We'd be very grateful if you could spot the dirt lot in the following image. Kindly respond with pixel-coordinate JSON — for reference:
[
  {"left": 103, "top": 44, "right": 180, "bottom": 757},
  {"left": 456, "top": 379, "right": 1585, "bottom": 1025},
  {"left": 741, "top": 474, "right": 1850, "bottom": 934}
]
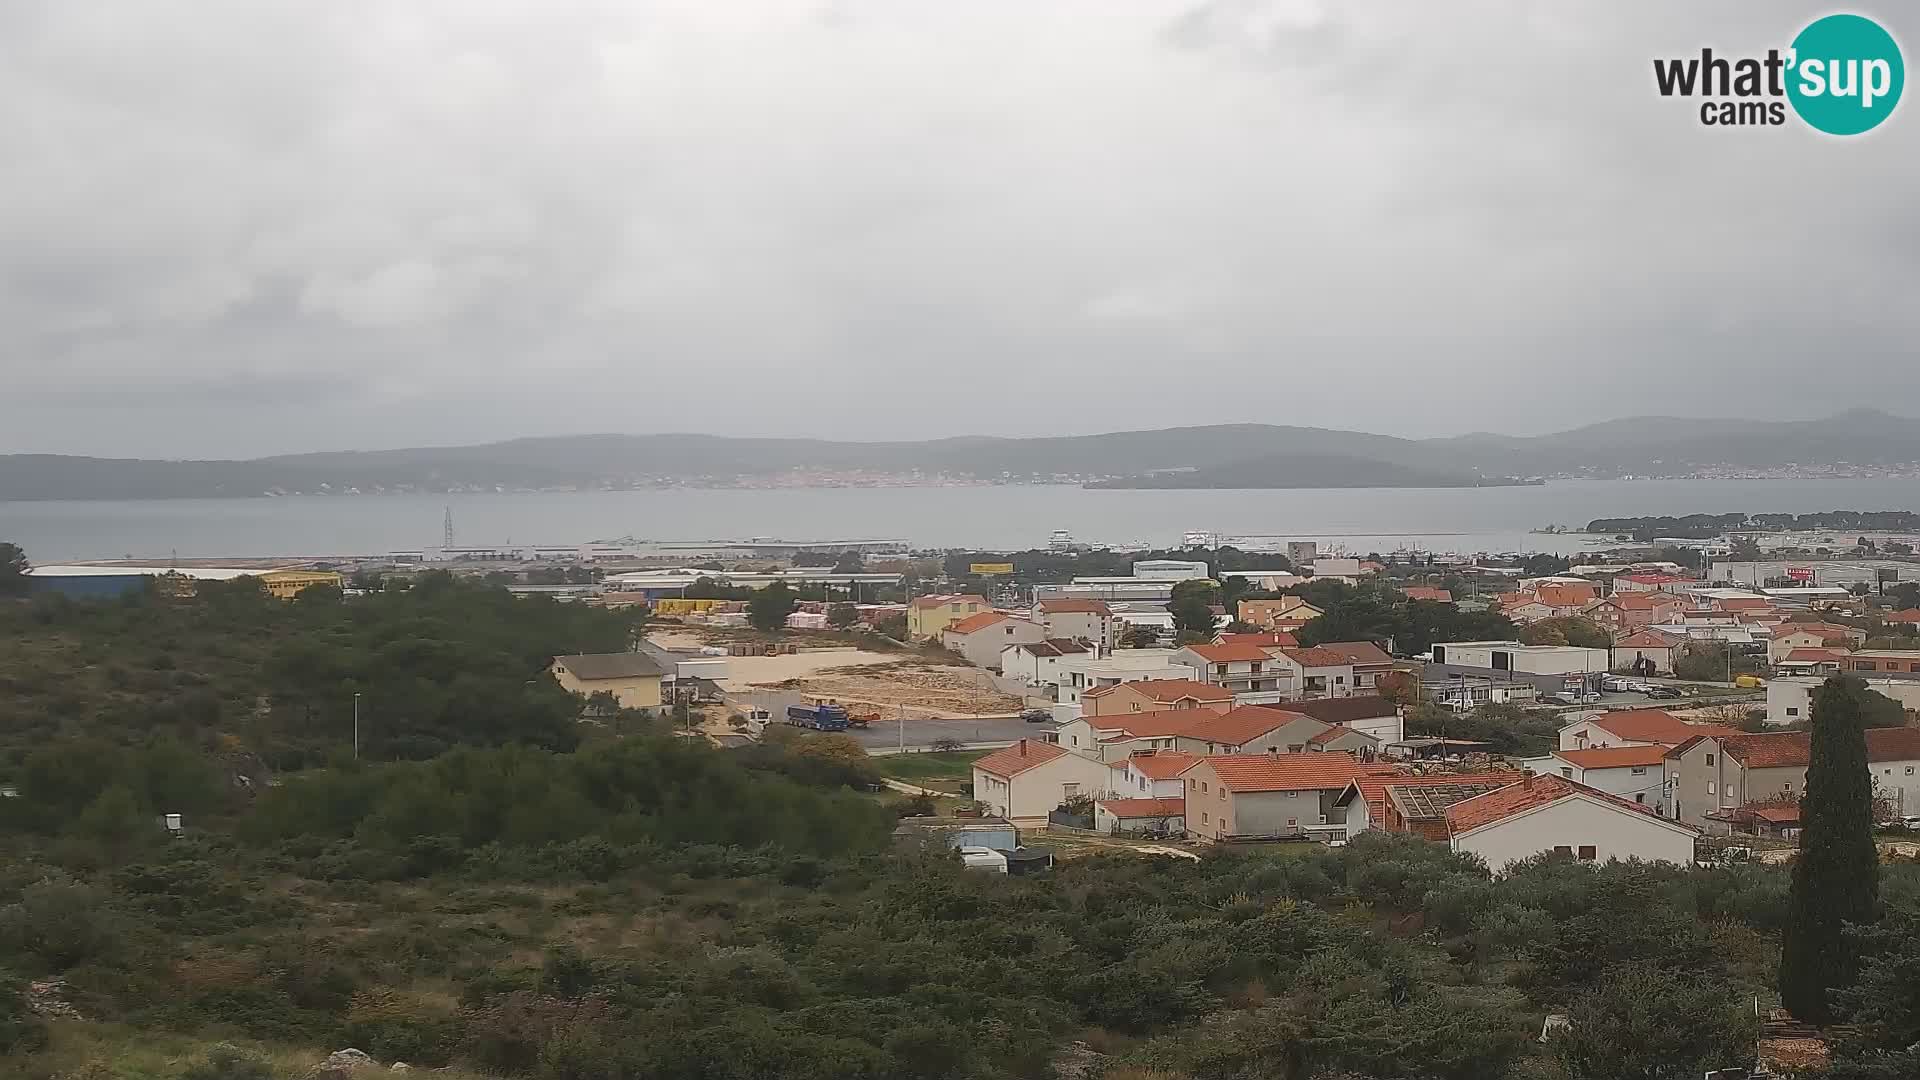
[
  {"left": 757, "top": 660, "right": 1022, "bottom": 717},
  {"left": 646, "top": 628, "right": 1015, "bottom": 717}
]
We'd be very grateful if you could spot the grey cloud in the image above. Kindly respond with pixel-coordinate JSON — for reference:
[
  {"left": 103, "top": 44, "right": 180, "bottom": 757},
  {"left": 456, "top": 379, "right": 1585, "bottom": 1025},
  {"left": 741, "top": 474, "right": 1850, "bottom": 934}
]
[{"left": 0, "top": 0, "right": 1915, "bottom": 457}]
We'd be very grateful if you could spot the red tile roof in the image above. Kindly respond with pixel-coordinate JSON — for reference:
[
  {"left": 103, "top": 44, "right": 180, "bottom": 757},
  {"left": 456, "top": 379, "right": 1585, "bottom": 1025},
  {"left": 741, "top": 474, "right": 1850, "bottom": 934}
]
[
  {"left": 1091, "top": 707, "right": 1228, "bottom": 739},
  {"left": 1282, "top": 646, "right": 1356, "bottom": 667},
  {"left": 944, "top": 611, "right": 1011, "bottom": 635},
  {"left": 1445, "top": 773, "right": 1687, "bottom": 835},
  {"left": 1180, "top": 706, "right": 1313, "bottom": 748},
  {"left": 1534, "top": 583, "right": 1599, "bottom": 607},
  {"left": 1184, "top": 642, "right": 1277, "bottom": 663},
  {"left": 1782, "top": 648, "right": 1847, "bottom": 664},
  {"left": 972, "top": 739, "right": 1069, "bottom": 778},
  {"left": 1120, "top": 750, "right": 1201, "bottom": 779},
  {"left": 1307, "top": 725, "right": 1361, "bottom": 746},
  {"left": 1083, "top": 678, "right": 1231, "bottom": 704},
  {"left": 1554, "top": 745, "right": 1669, "bottom": 769},
  {"left": 1777, "top": 624, "right": 1858, "bottom": 642},
  {"left": 1343, "top": 769, "right": 1523, "bottom": 828},
  {"left": 1400, "top": 586, "right": 1454, "bottom": 603},
  {"left": 1191, "top": 752, "right": 1362, "bottom": 793},
  {"left": 1715, "top": 597, "right": 1774, "bottom": 611},
  {"left": 1884, "top": 608, "right": 1920, "bottom": 624},
  {"left": 1095, "top": 797, "right": 1186, "bottom": 819},
  {"left": 1587, "top": 709, "right": 1738, "bottom": 746},
  {"left": 1716, "top": 728, "right": 1920, "bottom": 769},
  {"left": 1036, "top": 599, "right": 1113, "bottom": 615},
  {"left": 1308, "top": 641, "right": 1395, "bottom": 666},
  {"left": 1615, "top": 630, "right": 1674, "bottom": 648},
  {"left": 1604, "top": 592, "right": 1682, "bottom": 611}
]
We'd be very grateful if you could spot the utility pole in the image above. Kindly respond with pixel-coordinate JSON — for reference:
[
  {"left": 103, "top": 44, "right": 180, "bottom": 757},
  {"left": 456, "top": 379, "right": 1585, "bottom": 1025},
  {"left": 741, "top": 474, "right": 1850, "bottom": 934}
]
[{"left": 352, "top": 692, "right": 361, "bottom": 760}]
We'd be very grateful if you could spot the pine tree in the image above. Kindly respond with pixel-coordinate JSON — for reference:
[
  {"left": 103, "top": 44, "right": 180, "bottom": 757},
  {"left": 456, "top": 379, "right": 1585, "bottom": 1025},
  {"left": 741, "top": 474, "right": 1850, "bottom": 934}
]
[{"left": 1779, "top": 675, "right": 1881, "bottom": 1024}]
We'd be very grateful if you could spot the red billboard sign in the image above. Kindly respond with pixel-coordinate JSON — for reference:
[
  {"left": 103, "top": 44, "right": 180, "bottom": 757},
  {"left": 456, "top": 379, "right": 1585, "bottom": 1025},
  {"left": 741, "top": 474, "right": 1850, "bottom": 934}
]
[{"left": 1786, "top": 567, "right": 1814, "bottom": 581}]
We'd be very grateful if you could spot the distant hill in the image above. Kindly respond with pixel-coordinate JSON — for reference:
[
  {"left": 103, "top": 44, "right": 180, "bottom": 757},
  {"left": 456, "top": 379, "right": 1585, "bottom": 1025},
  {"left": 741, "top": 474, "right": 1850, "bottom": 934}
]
[
  {"left": 2, "top": 410, "right": 1916, "bottom": 500},
  {"left": 1084, "top": 453, "right": 1530, "bottom": 489}
]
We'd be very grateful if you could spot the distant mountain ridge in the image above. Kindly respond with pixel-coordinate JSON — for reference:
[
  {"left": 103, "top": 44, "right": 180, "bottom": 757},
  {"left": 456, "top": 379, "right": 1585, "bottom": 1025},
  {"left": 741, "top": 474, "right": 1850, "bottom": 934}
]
[{"left": 2, "top": 410, "right": 1916, "bottom": 500}]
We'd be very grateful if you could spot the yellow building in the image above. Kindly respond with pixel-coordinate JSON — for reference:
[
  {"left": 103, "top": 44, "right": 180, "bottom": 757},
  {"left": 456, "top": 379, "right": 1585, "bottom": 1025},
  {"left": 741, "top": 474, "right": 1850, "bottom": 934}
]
[
  {"left": 550, "top": 653, "right": 666, "bottom": 712},
  {"left": 652, "top": 597, "right": 729, "bottom": 617},
  {"left": 906, "top": 593, "right": 991, "bottom": 640},
  {"left": 259, "top": 569, "right": 345, "bottom": 600}
]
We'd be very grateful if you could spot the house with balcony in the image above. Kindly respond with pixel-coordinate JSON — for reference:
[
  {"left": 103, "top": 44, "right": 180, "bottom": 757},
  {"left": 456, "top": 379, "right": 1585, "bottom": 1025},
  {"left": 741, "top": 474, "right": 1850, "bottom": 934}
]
[{"left": 1174, "top": 642, "right": 1295, "bottom": 701}]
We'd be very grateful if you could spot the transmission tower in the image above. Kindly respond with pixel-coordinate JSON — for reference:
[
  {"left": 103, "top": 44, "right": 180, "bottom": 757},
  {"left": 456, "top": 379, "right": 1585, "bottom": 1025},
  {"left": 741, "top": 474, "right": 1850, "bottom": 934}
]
[{"left": 443, "top": 506, "right": 455, "bottom": 549}]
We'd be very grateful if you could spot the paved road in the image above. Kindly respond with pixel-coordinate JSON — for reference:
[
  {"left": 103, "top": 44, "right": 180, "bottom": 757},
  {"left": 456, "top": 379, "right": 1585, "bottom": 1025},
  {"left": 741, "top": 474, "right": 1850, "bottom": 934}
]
[{"left": 849, "top": 715, "right": 1049, "bottom": 751}]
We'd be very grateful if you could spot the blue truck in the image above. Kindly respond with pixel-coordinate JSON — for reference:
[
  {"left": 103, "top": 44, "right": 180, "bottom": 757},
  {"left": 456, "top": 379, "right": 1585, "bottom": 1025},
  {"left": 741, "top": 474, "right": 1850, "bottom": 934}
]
[{"left": 786, "top": 702, "right": 851, "bottom": 731}]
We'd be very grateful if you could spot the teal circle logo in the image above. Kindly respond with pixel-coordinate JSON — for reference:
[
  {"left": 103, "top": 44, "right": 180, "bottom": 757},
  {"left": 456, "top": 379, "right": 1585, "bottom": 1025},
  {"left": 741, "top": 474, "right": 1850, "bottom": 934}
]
[{"left": 1787, "top": 14, "right": 1904, "bottom": 135}]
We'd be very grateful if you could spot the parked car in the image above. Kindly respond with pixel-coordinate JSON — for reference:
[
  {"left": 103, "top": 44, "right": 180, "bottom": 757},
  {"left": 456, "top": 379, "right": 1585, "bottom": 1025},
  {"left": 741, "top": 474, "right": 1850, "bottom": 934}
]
[
  {"left": 1021, "top": 708, "right": 1052, "bottom": 723},
  {"left": 1643, "top": 685, "right": 1683, "bottom": 699},
  {"left": 1601, "top": 676, "right": 1633, "bottom": 693}
]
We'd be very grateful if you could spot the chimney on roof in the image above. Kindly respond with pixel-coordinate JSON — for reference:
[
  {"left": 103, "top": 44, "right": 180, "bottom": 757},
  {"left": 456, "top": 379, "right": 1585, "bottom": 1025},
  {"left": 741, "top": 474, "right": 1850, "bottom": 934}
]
[{"left": 1019, "top": 741, "right": 1028, "bottom": 757}]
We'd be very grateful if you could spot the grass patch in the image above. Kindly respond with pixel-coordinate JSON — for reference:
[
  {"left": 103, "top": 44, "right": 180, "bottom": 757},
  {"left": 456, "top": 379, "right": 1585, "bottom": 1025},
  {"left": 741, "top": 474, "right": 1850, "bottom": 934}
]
[{"left": 876, "top": 750, "right": 987, "bottom": 783}]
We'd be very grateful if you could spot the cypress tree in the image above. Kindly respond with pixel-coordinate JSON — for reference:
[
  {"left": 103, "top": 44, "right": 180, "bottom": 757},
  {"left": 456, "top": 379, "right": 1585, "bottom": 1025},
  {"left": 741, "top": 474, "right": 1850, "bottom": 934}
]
[{"left": 1778, "top": 675, "right": 1881, "bottom": 1024}]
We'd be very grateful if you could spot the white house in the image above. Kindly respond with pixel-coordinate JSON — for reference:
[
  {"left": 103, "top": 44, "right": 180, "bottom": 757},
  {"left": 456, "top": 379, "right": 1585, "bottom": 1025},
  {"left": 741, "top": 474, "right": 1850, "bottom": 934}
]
[
  {"left": 1444, "top": 773, "right": 1699, "bottom": 873},
  {"left": 1556, "top": 709, "right": 1737, "bottom": 752},
  {"left": 1000, "top": 639, "right": 1091, "bottom": 687},
  {"left": 1107, "top": 749, "right": 1201, "bottom": 798},
  {"left": 1052, "top": 649, "right": 1200, "bottom": 704},
  {"left": 1093, "top": 797, "right": 1186, "bottom": 835},
  {"left": 1271, "top": 646, "right": 1361, "bottom": 699},
  {"left": 942, "top": 613, "right": 1047, "bottom": 670},
  {"left": 1032, "top": 599, "right": 1116, "bottom": 654},
  {"left": 970, "top": 740, "right": 1117, "bottom": 824},
  {"left": 1522, "top": 745, "right": 1668, "bottom": 810},
  {"left": 1174, "top": 642, "right": 1294, "bottom": 699},
  {"left": 1767, "top": 674, "right": 1920, "bottom": 727},
  {"left": 1610, "top": 631, "right": 1677, "bottom": 676}
]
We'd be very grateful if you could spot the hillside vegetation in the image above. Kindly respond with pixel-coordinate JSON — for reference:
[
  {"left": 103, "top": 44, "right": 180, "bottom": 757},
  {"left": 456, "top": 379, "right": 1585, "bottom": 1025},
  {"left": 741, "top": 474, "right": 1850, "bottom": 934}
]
[{"left": 5, "top": 572, "right": 1920, "bottom": 1080}]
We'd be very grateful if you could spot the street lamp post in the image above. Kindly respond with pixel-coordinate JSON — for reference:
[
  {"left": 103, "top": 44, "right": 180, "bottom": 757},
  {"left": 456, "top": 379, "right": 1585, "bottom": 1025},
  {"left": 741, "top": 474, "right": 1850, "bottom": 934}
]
[{"left": 352, "top": 692, "right": 361, "bottom": 760}]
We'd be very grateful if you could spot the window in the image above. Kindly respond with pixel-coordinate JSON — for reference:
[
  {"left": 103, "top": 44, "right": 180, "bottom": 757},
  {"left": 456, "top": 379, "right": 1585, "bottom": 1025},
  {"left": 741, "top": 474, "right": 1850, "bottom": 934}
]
[
  {"left": 1218, "top": 789, "right": 1226, "bottom": 801},
  {"left": 1286, "top": 818, "right": 1297, "bottom": 827},
  {"left": 1552, "top": 845, "right": 1573, "bottom": 856},
  {"left": 1559, "top": 767, "right": 1573, "bottom": 778},
  {"left": 1784, "top": 782, "right": 1793, "bottom": 791},
  {"left": 1201, "top": 781, "right": 1209, "bottom": 793},
  {"left": 1635, "top": 793, "right": 1646, "bottom": 804},
  {"left": 1188, "top": 778, "right": 1196, "bottom": 791},
  {"left": 1201, "top": 811, "right": 1209, "bottom": 825},
  {"left": 1630, "top": 767, "right": 1647, "bottom": 775},
  {"left": 1787, "top": 707, "right": 1800, "bottom": 716},
  {"left": 1705, "top": 754, "right": 1715, "bottom": 766},
  {"left": 1707, "top": 781, "right": 1716, "bottom": 795},
  {"left": 1908, "top": 767, "right": 1916, "bottom": 775},
  {"left": 1286, "top": 791, "right": 1298, "bottom": 799},
  {"left": 1063, "top": 783, "right": 1081, "bottom": 798},
  {"left": 1578, "top": 845, "right": 1597, "bottom": 862}
]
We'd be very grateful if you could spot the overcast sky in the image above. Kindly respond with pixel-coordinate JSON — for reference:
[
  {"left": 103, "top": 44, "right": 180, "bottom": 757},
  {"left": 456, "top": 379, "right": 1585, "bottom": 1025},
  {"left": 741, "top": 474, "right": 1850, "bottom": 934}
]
[{"left": 2, "top": 1, "right": 1916, "bottom": 458}]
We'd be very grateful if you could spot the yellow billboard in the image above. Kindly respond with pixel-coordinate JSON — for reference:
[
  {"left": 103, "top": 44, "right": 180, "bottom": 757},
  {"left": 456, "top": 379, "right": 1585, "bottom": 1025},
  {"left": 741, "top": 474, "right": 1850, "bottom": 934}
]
[{"left": 969, "top": 562, "right": 1015, "bottom": 576}]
